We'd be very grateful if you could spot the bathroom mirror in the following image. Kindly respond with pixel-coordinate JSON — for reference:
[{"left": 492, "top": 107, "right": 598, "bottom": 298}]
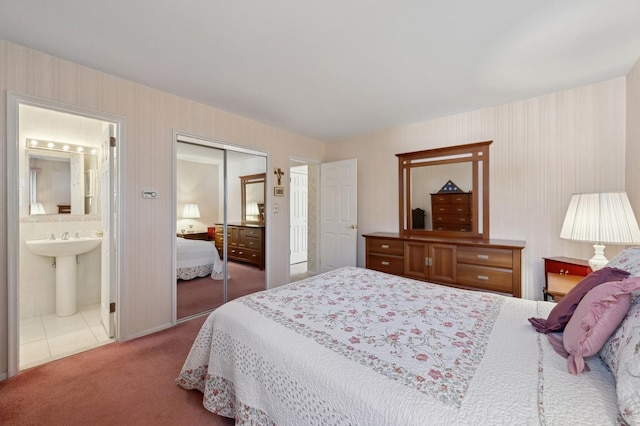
[
  {"left": 28, "top": 140, "right": 99, "bottom": 215},
  {"left": 240, "top": 173, "right": 266, "bottom": 223},
  {"left": 397, "top": 141, "right": 491, "bottom": 240}
]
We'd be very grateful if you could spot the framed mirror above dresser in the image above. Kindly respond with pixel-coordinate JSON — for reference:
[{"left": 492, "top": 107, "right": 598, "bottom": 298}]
[
  {"left": 364, "top": 141, "right": 525, "bottom": 297},
  {"left": 398, "top": 141, "right": 490, "bottom": 239}
]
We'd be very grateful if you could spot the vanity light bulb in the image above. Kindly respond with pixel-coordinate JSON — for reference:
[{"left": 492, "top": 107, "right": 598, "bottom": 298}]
[
  {"left": 30, "top": 139, "right": 39, "bottom": 146},
  {"left": 62, "top": 145, "right": 70, "bottom": 151},
  {"left": 76, "top": 146, "right": 84, "bottom": 153},
  {"left": 90, "top": 148, "right": 97, "bottom": 155},
  {"left": 47, "top": 142, "right": 55, "bottom": 148}
]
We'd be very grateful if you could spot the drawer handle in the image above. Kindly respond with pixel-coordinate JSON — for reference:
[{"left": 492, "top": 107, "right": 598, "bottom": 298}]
[
  {"left": 381, "top": 261, "right": 390, "bottom": 266},
  {"left": 238, "top": 251, "right": 243, "bottom": 255},
  {"left": 477, "top": 275, "right": 489, "bottom": 280},
  {"left": 381, "top": 244, "right": 390, "bottom": 249},
  {"left": 477, "top": 254, "right": 489, "bottom": 260}
]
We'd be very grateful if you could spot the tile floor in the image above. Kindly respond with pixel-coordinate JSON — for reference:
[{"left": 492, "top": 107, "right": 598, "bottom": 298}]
[{"left": 19, "top": 304, "right": 115, "bottom": 370}]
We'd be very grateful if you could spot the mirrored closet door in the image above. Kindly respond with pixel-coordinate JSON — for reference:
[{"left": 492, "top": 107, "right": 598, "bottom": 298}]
[{"left": 175, "top": 137, "right": 267, "bottom": 320}]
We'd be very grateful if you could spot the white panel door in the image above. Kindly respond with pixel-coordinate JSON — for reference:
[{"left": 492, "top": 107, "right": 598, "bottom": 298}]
[
  {"left": 290, "top": 165, "right": 308, "bottom": 265},
  {"left": 320, "top": 159, "right": 357, "bottom": 272},
  {"left": 100, "top": 124, "right": 116, "bottom": 337}
]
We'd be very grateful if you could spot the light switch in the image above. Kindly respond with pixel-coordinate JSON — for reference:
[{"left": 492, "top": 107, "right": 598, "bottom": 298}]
[{"left": 273, "top": 204, "right": 279, "bottom": 213}]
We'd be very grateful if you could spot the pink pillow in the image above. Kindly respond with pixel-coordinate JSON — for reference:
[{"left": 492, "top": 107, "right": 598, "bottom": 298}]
[
  {"left": 548, "top": 278, "right": 640, "bottom": 374},
  {"left": 528, "top": 267, "right": 629, "bottom": 334}
]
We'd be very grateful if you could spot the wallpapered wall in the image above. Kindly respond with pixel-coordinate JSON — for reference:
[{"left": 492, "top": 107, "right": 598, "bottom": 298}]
[
  {"left": 0, "top": 40, "right": 326, "bottom": 376},
  {"left": 325, "top": 77, "right": 629, "bottom": 300},
  {"left": 177, "top": 159, "right": 220, "bottom": 232}
]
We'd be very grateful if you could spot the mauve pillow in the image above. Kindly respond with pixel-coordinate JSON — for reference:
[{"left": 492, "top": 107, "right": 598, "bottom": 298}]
[
  {"left": 555, "top": 278, "right": 640, "bottom": 374},
  {"left": 528, "top": 267, "right": 630, "bottom": 333}
]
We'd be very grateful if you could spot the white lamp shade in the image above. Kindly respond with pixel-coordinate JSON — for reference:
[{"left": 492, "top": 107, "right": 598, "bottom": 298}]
[
  {"left": 182, "top": 203, "right": 200, "bottom": 219},
  {"left": 30, "top": 202, "right": 45, "bottom": 215},
  {"left": 246, "top": 202, "right": 259, "bottom": 216},
  {"left": 560, "top": 192, "right": 640, "bottom": 244}
]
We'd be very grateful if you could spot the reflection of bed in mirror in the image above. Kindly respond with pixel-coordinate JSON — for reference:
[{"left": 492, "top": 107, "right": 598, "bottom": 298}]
[{"left": 176, "top": 237, "right": 224, "bottom": 280}]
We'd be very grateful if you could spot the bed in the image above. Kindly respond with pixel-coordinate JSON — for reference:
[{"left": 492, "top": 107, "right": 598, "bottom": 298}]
[
  {"left": 176, "top": 237, "right": 224, "bottom": 280},
  {"left": 177, "top": 262, "right": 640, "bottom": 425}
]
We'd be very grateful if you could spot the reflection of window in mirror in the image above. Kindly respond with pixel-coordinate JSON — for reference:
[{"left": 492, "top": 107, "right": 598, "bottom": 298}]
[
  {"left": 398, "top": 141, "right": 491, "bottom": 240},
  {"left": 240, "top": 173, "right": 266, "bottom": 223}
]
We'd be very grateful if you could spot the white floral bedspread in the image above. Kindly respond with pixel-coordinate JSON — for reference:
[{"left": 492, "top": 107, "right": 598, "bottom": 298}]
[
  {"left": 177, "top": 267, "right": 620, "bottom": 425},
  {"left": 176, "top": 237, "right": 224, "bottom": 280}
]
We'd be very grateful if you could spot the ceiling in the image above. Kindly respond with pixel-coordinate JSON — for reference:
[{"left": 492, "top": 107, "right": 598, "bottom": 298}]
[{"left": 1, "top": 1, "right": 639, "bottom": 141}]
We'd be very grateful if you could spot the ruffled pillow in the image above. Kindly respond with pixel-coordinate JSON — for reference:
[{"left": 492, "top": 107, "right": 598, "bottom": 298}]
[
  {"left": 607, "top": 246, "right": 640, "bottom": 277},
  {"left": 528, "top": 267, "right": 629, "bottom": 334},
  {"left": 547, "top": 278, "right": 640, "bottom": 375},
  {"left": 599, "top": 288, "right": 640, "bottom": 425}
]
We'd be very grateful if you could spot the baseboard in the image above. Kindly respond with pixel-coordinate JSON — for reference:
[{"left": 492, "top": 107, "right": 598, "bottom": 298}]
[
  {"left": 123, "top": 322, "right": 174, "bottom": 341},
  {"left": 0, "top": 371, "right": 8, "bottom": 381}
]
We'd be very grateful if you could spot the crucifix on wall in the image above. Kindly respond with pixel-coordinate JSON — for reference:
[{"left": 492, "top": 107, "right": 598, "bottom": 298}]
[{"left": 274, "top": 168, "right": 284, "bottom": 185}]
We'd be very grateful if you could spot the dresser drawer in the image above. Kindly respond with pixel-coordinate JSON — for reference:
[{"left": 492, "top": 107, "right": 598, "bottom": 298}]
[
  {"left": 366, "top": 238, "right": 404, "bottom": 256},
  {"left": 244, "top": 227, "right": 262, "bottom": 238},
  {"left": 229, "top": 247, "right": 260, "bottom": 261},
  {"left": 432, "top": 204, "right": 470, "bottom": 214},
  {"left": 245, "top": 236, "right": 261, "bottom": 250},
  {"left": 433, "top": 214, "right": 470, "bottom": 225},
  {"left": 457, "top": 264, "right": 513, "bottom": 293},
  {"left": 434, "top": 224, "right": 471, "bottom": 232},
  {"left": 367, "top": 254, "right": 404, "bottom": 275},
  {"left": 457, "top": 247, "right": 513, "bottom": 269},
  {"left": 544, "top": 258, "right": 591, "bottom": 276},
  {"left": 431, "top": 194, "right": 471, "bottom": 204}
]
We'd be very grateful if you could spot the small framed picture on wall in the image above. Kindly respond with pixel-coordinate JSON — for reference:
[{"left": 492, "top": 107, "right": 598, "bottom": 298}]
[{"left": 274, "top": 186, "right": 285, "bottom": 197}]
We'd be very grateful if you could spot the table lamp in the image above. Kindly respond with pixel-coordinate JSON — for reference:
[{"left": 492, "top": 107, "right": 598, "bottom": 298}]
[{"left": 560, "top": 192, "right": 640, "bottom": 270}]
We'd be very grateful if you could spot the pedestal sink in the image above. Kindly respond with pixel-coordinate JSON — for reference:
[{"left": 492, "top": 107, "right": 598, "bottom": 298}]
[{"left": 26, "top": 237, "right": 102, "bottom": 317}]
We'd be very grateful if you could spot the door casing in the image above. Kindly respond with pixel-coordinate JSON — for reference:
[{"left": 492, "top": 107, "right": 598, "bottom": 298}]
[{"left": 6, "top": 92, "right": 124, "bottom": 378}]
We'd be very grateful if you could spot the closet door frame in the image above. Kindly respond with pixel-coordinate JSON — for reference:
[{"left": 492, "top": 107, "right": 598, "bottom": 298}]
[{"left": 172, "top": 131, "right": 268, "bottom": 323}]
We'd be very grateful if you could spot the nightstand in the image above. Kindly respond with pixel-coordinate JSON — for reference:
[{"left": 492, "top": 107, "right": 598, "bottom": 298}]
[
  {"left": 543, "top": 257, "right": 592, "bottom": 302},
  {"left": 177, "top": 231, "right": 211, "bottom": 241}
]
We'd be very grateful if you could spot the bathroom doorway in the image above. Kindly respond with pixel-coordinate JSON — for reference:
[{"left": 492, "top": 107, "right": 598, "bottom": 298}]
[{"left": 7, "top": 94, "right": 122, "bottom": 376}]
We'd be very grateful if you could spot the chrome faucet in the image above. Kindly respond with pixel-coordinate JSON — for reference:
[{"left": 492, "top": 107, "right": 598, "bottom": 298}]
[
  {"left": 61, "top": 232, "right": 70, "bottom": 240},
  {"left": 49, "top": 233, "right": 56, "bottom": 240}
]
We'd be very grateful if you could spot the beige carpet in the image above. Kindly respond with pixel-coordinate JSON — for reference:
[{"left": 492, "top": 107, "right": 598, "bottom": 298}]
[
  {"left": 177, "top": 260, "right": 266, "bottom": 319},
  {"left": 0, "top": 315, "right": 234, "bottom": 426}
]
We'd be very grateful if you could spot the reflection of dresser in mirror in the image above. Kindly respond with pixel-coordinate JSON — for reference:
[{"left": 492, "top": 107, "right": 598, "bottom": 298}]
[
  {"left": 215, "top": 223, "right": 265, "bottom": 270},
  {"left": 431, "top": 192, "right": 471, "bottom": 231}
]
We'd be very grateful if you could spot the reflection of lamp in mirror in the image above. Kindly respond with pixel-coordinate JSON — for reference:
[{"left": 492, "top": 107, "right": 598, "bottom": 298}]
[
  {"left": 560, "top": 192, "right": 640, "bottom": 271},
  {"left": 182, "top": 203, "right": 200, "bottom": 232},
  {"left": 30, "top": 202, "right": 46, "bottom": 215},
  {"left": 246, "top": 202, "right": 260, "bottom": 222}
]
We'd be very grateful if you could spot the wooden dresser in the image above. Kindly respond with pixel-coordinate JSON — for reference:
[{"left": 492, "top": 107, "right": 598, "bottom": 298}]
[
  {"left": 215, "top": 223, "right": 265, "bottom": 270},
  {"left": 364, "top": 232, "right": 524, "bottom": 297},
  {"left": 430, "top": 193, "right": 472, "bottom": 231}
]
